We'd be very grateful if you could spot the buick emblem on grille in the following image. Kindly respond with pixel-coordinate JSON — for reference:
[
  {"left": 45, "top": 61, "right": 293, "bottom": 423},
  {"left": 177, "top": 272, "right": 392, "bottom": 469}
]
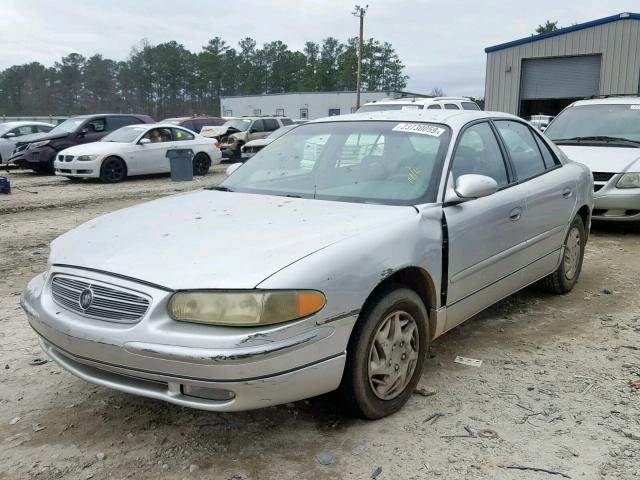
[{"left": 79, "top": 288, "right": 93, "bottom": 310}]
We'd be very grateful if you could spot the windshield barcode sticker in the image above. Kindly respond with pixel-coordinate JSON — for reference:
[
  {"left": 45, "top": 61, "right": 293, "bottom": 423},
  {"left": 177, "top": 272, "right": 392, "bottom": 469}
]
[{"left": 392, "top": 123, "right": 445, "bottom": 137}]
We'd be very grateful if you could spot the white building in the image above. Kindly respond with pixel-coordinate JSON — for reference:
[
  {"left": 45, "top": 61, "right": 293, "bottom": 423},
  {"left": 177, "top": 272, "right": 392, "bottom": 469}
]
[{"left": 220, "top": 90, "right": 425, "bottom": 120}]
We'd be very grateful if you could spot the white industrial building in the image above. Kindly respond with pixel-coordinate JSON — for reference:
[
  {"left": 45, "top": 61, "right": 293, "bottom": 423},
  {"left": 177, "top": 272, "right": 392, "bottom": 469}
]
[
  {"left": 220, "top": 90, "right": 425, "bottom": 120},
  {"left": 485, "top": 12, "right": 640, "bottom": 117}
]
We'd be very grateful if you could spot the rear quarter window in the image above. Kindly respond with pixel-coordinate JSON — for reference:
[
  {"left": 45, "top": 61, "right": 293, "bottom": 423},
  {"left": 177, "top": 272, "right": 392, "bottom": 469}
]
[{"left": 461, "top": 102, "right": 481, "bottom": 111}]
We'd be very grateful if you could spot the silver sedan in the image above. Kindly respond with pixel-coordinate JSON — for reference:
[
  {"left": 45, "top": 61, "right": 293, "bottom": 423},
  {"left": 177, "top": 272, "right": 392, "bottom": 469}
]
[{"left": 21, "top": 110, "right": 593, "bottom": 419}]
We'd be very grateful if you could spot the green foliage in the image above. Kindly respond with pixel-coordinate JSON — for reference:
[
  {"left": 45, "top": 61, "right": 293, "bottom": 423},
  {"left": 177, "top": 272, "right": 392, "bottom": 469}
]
[
  {"left": 535, "top": 20, "right": 559, "bottom": 35},
  {"left": 0, "top": 36, "right": 408, "bottom": 118}
]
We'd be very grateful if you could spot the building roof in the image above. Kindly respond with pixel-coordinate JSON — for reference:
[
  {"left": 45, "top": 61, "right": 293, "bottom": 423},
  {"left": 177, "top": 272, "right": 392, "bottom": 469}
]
[
  {"left": 221, "top": 90, "right": 427, "bottom": 99},
  {"left": 485, "top": 12, "right": 640, "bottom": 53}
]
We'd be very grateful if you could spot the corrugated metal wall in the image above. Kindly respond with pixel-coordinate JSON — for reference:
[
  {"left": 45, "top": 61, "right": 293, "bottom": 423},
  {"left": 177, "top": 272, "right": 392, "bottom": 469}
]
[{"left": 485, "top": 18, "right": 640, "bottom": 114}]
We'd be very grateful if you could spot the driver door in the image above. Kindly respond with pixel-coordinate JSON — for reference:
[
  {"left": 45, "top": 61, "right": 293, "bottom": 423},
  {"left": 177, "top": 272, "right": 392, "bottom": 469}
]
[
  {"left": 248, "top": 119, "right": 268, "bottom": 142},
  {"left": 76, "top": 118, "right": 107, "bottom": 144},
  {"left": 443, "top": 121, "right": 529, "bottom": 330},
  {"left": 132, "top": 127, "right": 174, "bottom": 174}
]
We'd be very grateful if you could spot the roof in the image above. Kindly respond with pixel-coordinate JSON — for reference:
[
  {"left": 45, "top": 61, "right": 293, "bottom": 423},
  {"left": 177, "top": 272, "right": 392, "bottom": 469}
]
[
  {"left": 0, "top": 121, "right": 54, "bottom": 128},
  {"left": 162, "top": 116, "right": 222, "bottom": 121},
  {"left": 485, "top": 12, "right": 640, "bottom": 53},
  {"left": 220, "top": 90, "right": 427, "bottom": 99},
  {"left": 570, "top": 96, "right": 640, "bottom": 107},
  {"left": 309, "top": 109, "right": 520, "bottom": 130},
  {"left": 363, "top": 96, "right": 473, "bottom": 105}
]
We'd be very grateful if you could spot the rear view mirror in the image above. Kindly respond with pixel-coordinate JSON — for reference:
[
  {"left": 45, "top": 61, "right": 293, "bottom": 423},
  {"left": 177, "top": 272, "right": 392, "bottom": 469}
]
[
  {"left": 139, "top": 138, "right": 151, "bottom": 145},
  {"left": 226, "top": 163, "right": 242, "bottom": 176},
  {"left": 445, "top": 174, "right": 498, "bottom": 204}
]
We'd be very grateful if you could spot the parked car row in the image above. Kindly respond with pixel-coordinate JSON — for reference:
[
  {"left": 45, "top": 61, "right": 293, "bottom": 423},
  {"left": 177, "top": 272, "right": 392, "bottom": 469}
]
[{"left": 3, "top": 114, "right": 225, "bottom": 182}]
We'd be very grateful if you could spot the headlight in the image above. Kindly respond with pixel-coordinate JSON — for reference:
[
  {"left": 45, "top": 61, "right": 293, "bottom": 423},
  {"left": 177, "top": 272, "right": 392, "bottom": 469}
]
[
  {"left": 617, "top": 172, "right": 640, "bottom": 188},
  {"left": 30, "top": 140, "right": 50, "bottom": 149},
  {"left": 76, "top": 154, "right": 99, "bottom": 162},
  {"left": 168, "top": 290, "right": 326, "bottom": 326}
]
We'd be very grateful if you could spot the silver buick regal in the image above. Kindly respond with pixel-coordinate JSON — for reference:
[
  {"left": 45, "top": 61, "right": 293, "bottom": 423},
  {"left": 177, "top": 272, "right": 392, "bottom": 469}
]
[{"left": 21, "top": 110, "right": 593, "bottom": 419}]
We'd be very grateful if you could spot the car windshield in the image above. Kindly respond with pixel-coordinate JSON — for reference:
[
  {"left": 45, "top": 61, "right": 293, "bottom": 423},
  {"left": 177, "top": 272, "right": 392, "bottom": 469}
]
[
  {"left": 101, "top": 126, "right": 148, "bottom": 143},
  {"left": 49, "top": 118, "right": 85, "bottom": 134},
  {"left": 357, "top": 104, "right": 424, "bottom": 113},
  {"left": 220, "top": 121, "right": 450, "bottom": 205},
  {"left": 223, "top": 119, "right": 252, "bottom": 131},
  {"left": 266, "top": 125, "right": 296, "bottom": 140},
  {"left": 545, "top": 104, "right": 640, "bottom": 143}
]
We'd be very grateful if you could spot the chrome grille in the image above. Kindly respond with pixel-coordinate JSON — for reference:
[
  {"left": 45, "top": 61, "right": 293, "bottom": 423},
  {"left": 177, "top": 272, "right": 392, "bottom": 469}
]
[{"left": 51, "top": 274, "right": 150, "bottom": 323}]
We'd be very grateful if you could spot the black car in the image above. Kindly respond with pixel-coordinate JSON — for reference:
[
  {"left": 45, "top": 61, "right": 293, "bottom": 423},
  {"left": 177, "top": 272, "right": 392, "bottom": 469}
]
[
  {"left": 10, "top": 114, "right": 154, "bottom": 172},
  {"left": 160, "top": 116, "right": 226, "bottom": 133}
]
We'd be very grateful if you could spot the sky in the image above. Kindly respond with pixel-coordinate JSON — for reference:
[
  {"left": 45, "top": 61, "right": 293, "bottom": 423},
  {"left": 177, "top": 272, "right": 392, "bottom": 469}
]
[{"left": 1, "top": 0, "right": 639, "bottom": 98}]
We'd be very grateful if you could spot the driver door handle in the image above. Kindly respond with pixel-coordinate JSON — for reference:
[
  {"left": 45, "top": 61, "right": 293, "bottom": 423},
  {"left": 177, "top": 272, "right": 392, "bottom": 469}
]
[
  {"left": 562, "top": 188, "right": 574, "bottom": 198},
  {"left": 510, "top": 207, "right": 522, "bottom": 221}
]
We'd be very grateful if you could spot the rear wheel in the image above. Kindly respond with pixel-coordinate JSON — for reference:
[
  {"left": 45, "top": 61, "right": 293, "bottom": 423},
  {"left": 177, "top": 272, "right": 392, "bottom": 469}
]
[
  {"left": 541, "top": 215, "right": 585, "bottom": 294},
  {"left": 339, "top": 286, "right": 429, "bottom": 419},
  {"left": 193, "top": 153, "right": 211, "bottom": 176},
  {"left": 100, "top": 156, "right": 127, "bottom": 183}
]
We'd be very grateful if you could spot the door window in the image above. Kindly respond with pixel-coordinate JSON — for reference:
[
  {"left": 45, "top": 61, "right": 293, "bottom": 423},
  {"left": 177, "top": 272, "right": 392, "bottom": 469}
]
[
  {"left": 181, "top": 120, "right": 196, "bottom": 132},
  {"left": 109, "top": 116, "right": 139, "bottom": 130},
  {"left": 36, "top": 125, "right": 53, "bottom": 133},
  {"left": 251, "top": 120, "right": 265, "bottom": 132},
  {"left": 532, "top": 132, "right": 559, "bottom": 169},
  {"left": 444, "top": 103, "right": 460, "bottom": 110},
  {"left": 86, "top": 118, "right": 106, "bottom": 133},
  {"left": 495, "top": 121, "right": 547, "bottom": 180},
  {"left": 173, "top": 128, "right": 195, "bottom": 141},
  {"left": 8, "top": 126, "right": 33, "bottom": 136},
  {"left": 141, "top": 128, "right": 173, "bottom": 143},
  {"left": 427, "top": 104, "right": 442, "bottom": 109},
  {"left": 461, "top": 102, "right": 481, "bottom": 110},
  {"left": 451, "top": 122, "right": 509, "bottom": 187}
]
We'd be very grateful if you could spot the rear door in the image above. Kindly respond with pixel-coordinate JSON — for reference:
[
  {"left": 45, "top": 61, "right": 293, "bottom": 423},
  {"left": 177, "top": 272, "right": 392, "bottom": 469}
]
[
  {"left": 444, "top": 121, "right": 530, "bottom": 326},
  {"left": 493, "top": 120, "right": 576, "bottom": 263}
]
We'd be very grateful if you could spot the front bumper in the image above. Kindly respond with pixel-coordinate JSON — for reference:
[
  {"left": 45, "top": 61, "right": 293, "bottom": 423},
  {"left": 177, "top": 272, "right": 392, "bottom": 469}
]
[
  {"left": 593, "top": 178, "right": 640, "bottom": 222},
  {"left": 54, "top": 158, "right": 100, "bottom": 178},
  {"left": 21, "top": 267, "right": 351, "bottom": 411},
  {"left": 9, "top": 146, "right": 56, "bottom": 168}
]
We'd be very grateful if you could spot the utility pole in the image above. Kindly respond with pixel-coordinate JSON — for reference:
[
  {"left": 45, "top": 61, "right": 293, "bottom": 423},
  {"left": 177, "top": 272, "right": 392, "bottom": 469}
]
[{"left": 353, "top": 5, "right": 368, "bottom": 110}]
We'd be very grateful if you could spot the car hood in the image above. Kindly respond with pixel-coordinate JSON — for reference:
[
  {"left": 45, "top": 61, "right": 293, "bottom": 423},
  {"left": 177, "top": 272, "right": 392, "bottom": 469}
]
[
  {"left": 200, "top": 126, "right": 231, "bottom": 138},
  {"left": 59, "top": 142, "right": 127, "bottom": 156},
  {"left": 558, "top": 145, "right": 640, "bottom": 173},
  {"left": 244, "top": 138, "right": 273, "bottom": 148},
  {"left": 50, "top": 190, "right": 417, "bottom": 290},
  {"left": 16, "top": 131, "right": 69, "bottom": 144}
]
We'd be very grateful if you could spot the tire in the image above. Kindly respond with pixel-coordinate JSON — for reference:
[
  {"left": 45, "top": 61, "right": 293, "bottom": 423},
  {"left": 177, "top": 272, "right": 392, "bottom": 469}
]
[
  {"left": 99, "top": 156, "right": 127, "bottom": 183},
  {"left": 192, "top": 152, "right": 211, "bottom": 176},
  {"left": 540, "top": 215, "right": 586, "bottom": 294},
  {"left": 339, "top": 286, "right": 429, "bottom": 419}
]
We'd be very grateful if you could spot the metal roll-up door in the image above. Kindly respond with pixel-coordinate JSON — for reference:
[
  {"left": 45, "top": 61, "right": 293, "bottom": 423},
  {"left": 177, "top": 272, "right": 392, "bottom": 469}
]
[{"left": 520, "top": 55, "right": 601, "bottom": 99}]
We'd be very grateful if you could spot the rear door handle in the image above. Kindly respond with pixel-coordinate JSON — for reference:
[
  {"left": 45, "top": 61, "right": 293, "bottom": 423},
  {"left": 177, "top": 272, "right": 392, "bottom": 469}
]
[
  {"left": 509, "top": 207, "right": 522, "bottom": 221},
  {"left": 562, "top": 188, "right": 574, "bottom": 198}
]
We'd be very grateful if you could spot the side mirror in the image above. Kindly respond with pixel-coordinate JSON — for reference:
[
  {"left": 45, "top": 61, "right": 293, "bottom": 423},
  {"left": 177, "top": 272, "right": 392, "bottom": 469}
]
[
  {"left": 226, "top": 163, "right": 242, "bottom": 176},
  {"left": 4, "top": 132, "right": 16, "bottom": 138},
  {"left": 444, "top": 174, "right": 498, "bottom": 204},
  {"left": 139, "top": 138, "right": 151, "bottom": 145}
]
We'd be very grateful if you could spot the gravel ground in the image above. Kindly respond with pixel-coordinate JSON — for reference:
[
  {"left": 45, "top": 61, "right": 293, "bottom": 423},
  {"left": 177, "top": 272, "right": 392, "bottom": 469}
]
[{"left": 0, "top": 168, "right": 638, "bottom": 480}]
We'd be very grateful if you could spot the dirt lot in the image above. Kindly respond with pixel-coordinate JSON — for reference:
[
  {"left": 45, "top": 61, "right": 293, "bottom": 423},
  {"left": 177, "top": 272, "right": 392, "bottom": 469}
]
[{"left": 1, "top": 168, "right": 639, "bottom": 480}]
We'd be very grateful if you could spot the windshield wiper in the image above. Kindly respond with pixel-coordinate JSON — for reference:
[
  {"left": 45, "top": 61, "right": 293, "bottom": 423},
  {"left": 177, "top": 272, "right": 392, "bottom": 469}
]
[
  {"left": 208, "top": 186, "right": 234, "bottom": 192},
  {"left": 553, "top": 136, "right": 640, "bottom": 147}
]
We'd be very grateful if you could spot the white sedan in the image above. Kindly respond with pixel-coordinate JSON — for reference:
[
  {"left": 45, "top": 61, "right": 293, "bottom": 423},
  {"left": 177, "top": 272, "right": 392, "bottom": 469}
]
[{"left": 54, "top": 124, "right": 222, "bottom": 183}]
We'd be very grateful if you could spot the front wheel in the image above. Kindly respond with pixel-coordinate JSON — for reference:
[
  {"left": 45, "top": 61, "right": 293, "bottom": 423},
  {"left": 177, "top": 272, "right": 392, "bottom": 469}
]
[
  {"left": 541, "top": 215, "right": 586, "bottom": 294},
  {"left": 339, "top": 286, "right": 429, "bottom": 419},
  {"left": 100, "top": 156, "right": 127, "bottom": 183},
  {"left": 193, "top": 153, "right": 211, "bottom": 176}
]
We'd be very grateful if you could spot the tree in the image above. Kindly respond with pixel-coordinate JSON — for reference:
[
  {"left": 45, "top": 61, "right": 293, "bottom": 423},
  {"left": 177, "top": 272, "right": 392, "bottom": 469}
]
[
  {"left": 0, "top": 35, "right": 409, "bottom": 117},
  {"left": 430, "top": 87, "right": 445, "bottom": 97},
  {"left": 535, "top": 20, "right": 559, "bottom": 35}
]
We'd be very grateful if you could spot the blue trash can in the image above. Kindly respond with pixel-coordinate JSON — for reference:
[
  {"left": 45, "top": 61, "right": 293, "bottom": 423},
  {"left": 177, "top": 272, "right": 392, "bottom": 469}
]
[
  {"left": 0, "top": 176, "right": 10, "bottom": 194},
  {"left": 166, "top": 149, "right": 194, "bottom": 182}
]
